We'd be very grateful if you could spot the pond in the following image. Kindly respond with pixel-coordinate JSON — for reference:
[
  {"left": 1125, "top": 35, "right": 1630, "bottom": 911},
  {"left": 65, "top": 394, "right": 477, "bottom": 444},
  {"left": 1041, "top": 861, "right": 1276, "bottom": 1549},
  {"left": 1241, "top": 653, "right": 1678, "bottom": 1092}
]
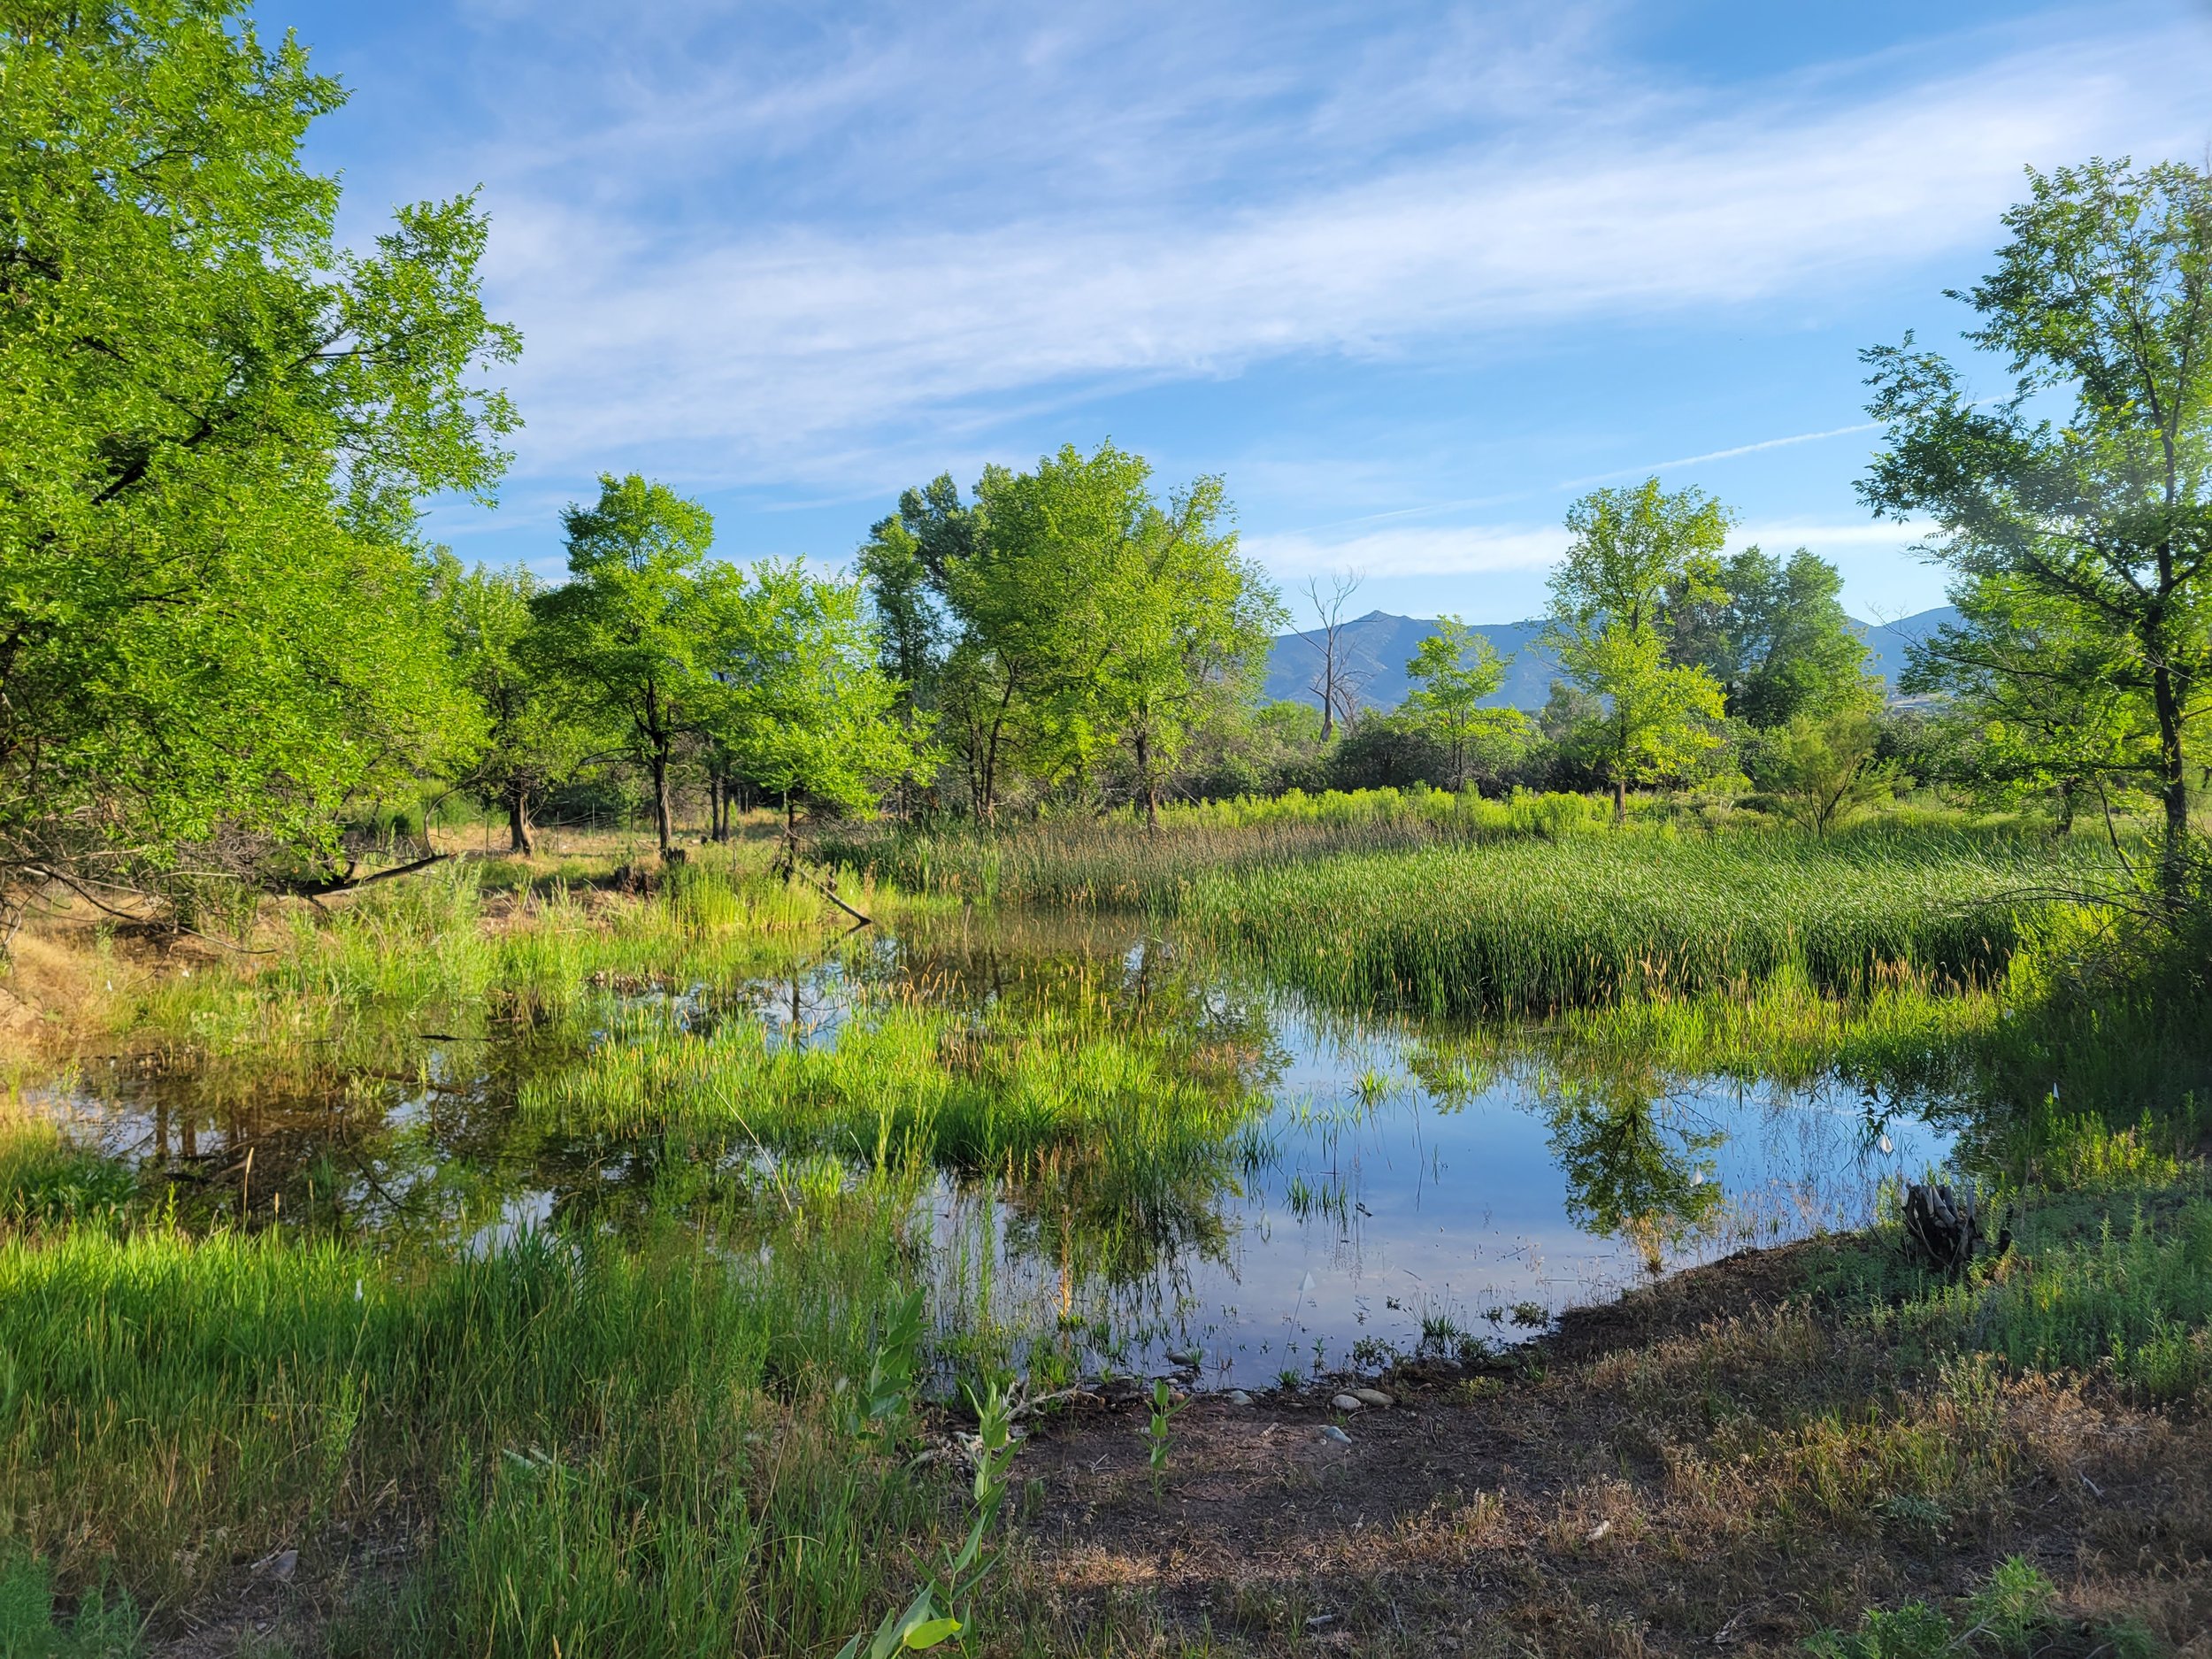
[{"left": 42, "top": 909, "right": 1951, "bottom": 1390}]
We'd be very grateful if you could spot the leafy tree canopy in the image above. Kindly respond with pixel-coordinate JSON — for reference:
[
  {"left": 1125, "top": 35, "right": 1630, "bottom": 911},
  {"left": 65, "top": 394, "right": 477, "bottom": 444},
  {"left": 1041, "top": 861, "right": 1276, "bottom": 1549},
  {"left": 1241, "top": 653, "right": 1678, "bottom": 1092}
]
[
  {"left": 1671, "top": 547, "right": 1872, "bottom": 726},
  {"left": 860, "top": 443, "right": 1279, "bottom": 823},
  {"left": 1545, "top": 480, "right": 1730, "bottom": 817},
  {"left": 1402, "top": 618, "right": 1527, "bottom": 792},
  {"left": 435, "top": 559, "right": 593, "bottom": 856},
  {"left": 705, "top": 559, "right": 927, "bottom": 826},
  {"left": 531, "top": 475, "right": 718, "bottom": 856},
  {"left": 0, "top": 0, "right": 519, "bottom": 918},
  {"left": 1863, "top": 156, "right": 2212, "bottom": 894}
]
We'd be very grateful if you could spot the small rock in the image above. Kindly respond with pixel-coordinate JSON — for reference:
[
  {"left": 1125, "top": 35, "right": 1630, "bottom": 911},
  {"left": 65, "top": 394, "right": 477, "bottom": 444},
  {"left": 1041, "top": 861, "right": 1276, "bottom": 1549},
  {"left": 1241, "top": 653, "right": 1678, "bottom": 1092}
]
[
  {"left": 1331, "top": 1393, "right": 1363, "bottom": 1412},
  {"left": 1164, "top": 1347, "right": 1202, "bottom": 1368},
  {"left": 1317, "top": 1424, "right": 1352, "bottom": 1446},
  {"left": 252, "top": 1548, "right": 298, "bottom": 1583},
  {"left": 1586, "top": 1519, "right": 1613, "bottom": 1543},
  {"left": 1350, "top": 1386, "right": 1394, "bottom": 1408},
  {"left": 1225, "top": 1389, "right": 1254, "bottom": 1406}
]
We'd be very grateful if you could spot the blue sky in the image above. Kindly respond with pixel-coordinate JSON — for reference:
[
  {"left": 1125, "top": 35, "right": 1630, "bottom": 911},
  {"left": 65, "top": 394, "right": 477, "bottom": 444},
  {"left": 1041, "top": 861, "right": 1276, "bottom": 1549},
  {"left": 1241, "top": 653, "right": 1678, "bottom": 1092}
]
[{"left": 269, "top": 0, "right": 2212, "bottom": 625}]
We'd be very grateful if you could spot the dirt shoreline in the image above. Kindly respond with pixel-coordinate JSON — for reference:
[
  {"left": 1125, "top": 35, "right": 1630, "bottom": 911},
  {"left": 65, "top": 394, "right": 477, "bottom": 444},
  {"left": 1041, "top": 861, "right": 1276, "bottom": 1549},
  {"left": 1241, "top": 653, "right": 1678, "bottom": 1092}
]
[{"left": 999, "top": 1234, "right": 2212, "bottom": 1655}]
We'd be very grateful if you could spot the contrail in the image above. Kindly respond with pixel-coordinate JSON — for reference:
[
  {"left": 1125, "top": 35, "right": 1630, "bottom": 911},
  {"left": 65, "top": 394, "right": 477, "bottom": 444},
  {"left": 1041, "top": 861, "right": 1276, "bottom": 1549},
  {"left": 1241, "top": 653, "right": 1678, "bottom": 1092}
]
[{"left": 1556, "top": 421, "right": 1883, "bottom": 488}]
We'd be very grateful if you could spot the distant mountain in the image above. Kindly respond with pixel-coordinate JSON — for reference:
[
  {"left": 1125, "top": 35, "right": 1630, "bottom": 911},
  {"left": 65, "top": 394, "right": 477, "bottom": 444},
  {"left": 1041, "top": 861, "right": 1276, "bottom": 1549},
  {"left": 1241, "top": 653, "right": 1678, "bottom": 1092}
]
[
  {"left": 1262, "top": 605, "right": 1963, "bottom": 715},
  {"left": 1853, "top": 605, "right": 1961, "bottom": 689}
]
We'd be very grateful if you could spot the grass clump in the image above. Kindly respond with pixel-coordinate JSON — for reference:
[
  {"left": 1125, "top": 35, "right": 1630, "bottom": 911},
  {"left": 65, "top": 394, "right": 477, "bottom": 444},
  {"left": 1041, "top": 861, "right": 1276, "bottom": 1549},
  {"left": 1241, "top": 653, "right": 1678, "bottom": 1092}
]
[
  {"left": 0, "top": 1550, "right": 140, "bottom": 1659},
  {"left": 1186, "top": 828, "right": 2100, "bottom": 1017},
  {"left": 0, "top": 1107, "right": 135, "bottom": 1230},
  {"left": 1809, "top": 1555, "right": 2152, "bottom": 1658},
  {"left": 1892, "top": 1190, "right": 2212, "bottom": 1402}
]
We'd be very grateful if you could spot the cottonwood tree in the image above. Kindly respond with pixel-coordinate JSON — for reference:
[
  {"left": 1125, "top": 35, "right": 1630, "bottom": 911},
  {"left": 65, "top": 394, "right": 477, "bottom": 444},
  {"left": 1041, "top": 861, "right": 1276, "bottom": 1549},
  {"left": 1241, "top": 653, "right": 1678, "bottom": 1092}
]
[
  {"left": 1863, "top": 157, "right": 2212, "bottom": 902},
  {"left": 438, "top": 560, "right": 592, "bottom": 855},
  {"left": 861, "top": 444, "right": 1279, "bottom": 824},
  {"left": 1669, "top": 547, "right": 1873, "bottom": 726},
  {"left": 531, "top": 475, "right": 718, "bottom": 859},
  {"left": 704, "top": 560, "right": 926, "bottom": 842},
  {"left": 855, "top": 514, "right": 946, "bottom": 815},
  {"left": 1093, "top": 475, "right": 1283, "bottom": 830},
  {"left": 1909, "top": 587, "right": 2145, "bottom": 833},
  {"left": 0, "top": 1, "right": 519, "bottom": 924},
  {"left": 1544, "top": 480, "right": 1730, "bottom": 819},
  {"left": 1401, "top": 618, "right": 1528, "bottom": 792}
]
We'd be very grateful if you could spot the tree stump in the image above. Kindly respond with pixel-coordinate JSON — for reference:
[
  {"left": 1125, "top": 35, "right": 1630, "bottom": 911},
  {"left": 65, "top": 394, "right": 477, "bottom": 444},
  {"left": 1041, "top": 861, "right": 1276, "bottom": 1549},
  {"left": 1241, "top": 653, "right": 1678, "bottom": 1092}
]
[{"left": 1901, "top": 1181, "right": 2007, "bottom": 1274}]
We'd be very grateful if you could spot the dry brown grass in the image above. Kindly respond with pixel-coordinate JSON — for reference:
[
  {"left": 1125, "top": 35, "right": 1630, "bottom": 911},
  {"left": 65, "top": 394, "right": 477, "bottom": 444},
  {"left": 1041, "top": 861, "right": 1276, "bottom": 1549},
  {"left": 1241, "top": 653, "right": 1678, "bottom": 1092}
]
[{"left": 1000, "top": 1245, "right": 2212, "bottom": 1656}]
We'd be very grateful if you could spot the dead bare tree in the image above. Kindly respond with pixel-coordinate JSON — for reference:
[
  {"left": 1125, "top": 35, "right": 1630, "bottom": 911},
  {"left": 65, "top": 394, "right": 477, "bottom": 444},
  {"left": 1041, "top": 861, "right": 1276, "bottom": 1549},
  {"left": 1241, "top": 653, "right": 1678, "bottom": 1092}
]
[{"left": 1299, "top": 571, "right": 1368, "bottom": 740}]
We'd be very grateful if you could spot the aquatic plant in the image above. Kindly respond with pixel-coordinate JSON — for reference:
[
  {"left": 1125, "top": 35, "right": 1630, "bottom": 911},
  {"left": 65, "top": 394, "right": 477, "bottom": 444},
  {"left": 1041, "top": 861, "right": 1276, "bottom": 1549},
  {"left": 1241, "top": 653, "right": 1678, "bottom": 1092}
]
[{"left": 1186, "top": 828, "right": 2104, "bottom": 1017}]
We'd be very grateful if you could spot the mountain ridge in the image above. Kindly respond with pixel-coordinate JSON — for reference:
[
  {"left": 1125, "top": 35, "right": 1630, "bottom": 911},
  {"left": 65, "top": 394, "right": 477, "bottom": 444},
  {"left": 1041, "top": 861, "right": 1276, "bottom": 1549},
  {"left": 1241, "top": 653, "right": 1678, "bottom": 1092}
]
[{"left": 1262, "top": 605, "right": 1961, "bottom": 713}]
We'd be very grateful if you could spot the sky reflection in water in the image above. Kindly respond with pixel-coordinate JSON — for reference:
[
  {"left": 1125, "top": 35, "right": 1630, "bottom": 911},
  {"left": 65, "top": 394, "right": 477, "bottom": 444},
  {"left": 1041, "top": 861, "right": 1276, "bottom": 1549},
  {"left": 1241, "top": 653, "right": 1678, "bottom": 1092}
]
[{"left": 50, "top": 914, "right": 1948, "bottom": 1389}]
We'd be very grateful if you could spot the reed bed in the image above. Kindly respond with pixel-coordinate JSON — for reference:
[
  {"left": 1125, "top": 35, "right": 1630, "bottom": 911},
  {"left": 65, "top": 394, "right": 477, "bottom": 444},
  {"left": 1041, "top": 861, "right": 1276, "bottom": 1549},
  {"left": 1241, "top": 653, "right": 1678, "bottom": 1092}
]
[
  {"left": 1184, "top": 828, "right": 2105, "bottom": 1017},
  {"left": 103, "top": 857, "right": 841, "bottom": 1099},
  {"left": 824, "top": 787, "right": 1616, "bottom": 910}
]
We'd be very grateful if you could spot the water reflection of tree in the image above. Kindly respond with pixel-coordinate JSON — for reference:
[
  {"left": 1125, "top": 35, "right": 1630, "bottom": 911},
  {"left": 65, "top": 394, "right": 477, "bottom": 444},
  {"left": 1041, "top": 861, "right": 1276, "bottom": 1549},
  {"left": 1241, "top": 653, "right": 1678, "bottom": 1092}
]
[
  {"left": 1542, "top": 1077, "right": 1724, "bottom": 1264},
  {"left": 1408, "top": 1036, "right": 1726, "bottom": 1264},
  {"left": 1000, "top": 1148, "right": 1239, "bottom": 1298}
]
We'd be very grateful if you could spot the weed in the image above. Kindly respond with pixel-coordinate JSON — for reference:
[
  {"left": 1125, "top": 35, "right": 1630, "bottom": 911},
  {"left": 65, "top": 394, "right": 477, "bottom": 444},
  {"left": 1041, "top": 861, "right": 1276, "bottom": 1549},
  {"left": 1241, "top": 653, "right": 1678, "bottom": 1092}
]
[{"left": 1146, "top": 1379, "right": 1187, "bottom": 1494}]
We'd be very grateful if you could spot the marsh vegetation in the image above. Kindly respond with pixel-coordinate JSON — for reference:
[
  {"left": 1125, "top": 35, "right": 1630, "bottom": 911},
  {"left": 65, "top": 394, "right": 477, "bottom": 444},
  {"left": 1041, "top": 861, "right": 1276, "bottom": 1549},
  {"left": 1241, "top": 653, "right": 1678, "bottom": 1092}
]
[{"left": 6, "top": 4, "right": 2212, "bottom": 1654}]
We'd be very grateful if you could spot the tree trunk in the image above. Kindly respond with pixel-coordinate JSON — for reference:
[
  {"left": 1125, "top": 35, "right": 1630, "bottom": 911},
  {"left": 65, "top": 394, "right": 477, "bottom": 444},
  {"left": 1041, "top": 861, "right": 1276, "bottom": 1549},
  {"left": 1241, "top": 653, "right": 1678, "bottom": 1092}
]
[
  {"left": 1613, "top": 778, "right": 1627, "bottom": 824},
  {"left": 650, "top": 741, "right": 674, "bottom": 857},
  {"left": 2150, "top": 656, "right": 2190, "bottom": 899},
  {"left": 979, "top": 670, "right": 1018, "bottom": 826},
  {"left": 506, "top": 785, "right": 534, "bottom": 856},
  {"left": 1135, "top": 729, "right": 1158, "bottom": 834}
]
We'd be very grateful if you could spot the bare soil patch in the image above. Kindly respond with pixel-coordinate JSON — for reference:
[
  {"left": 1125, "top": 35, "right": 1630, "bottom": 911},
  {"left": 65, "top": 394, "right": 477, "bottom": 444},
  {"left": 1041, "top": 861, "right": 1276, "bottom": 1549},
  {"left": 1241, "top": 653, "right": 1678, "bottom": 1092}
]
[{"left": 1002, "top": 1242, "right": 2212, "bottom": 1656}]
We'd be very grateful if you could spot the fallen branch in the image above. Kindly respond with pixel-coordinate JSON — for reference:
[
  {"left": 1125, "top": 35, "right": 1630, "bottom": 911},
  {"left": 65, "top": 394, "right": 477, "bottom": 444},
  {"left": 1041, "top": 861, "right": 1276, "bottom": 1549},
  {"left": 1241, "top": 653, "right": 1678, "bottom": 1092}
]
[
  {"left": 293, "top": 851, "right": 452, "bottom": 899},
  {"left": 772, "top": 834, "right": 872, "bottom": 926}
]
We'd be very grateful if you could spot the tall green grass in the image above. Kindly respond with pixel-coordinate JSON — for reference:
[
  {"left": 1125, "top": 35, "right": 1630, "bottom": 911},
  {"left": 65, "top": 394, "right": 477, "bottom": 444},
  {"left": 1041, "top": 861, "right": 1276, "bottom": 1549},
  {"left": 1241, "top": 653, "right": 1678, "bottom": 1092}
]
[
  {"left": 0, "top": 1191, "right": 934, "bottom": 1655},
  {"left": 96, "top": 857, "right": 845, "bottom": 1128},
  {"left": 825, "top": 787, "right": 1617, "bottom": 910},
  {"left": 1185, "top": 829, "right": 2104, "bottom": 1017},
  {"left": 1840, "top": 1171, "right": 2212, "bottom": 1405}
]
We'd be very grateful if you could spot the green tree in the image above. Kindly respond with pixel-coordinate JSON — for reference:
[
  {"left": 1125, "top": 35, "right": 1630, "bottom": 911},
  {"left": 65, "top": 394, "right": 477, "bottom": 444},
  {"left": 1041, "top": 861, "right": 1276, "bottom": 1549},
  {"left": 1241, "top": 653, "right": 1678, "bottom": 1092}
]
[
  {"left": 1544, "top": 480, "right": 1730, "bottom": 818},
  {"left": 1402, "top": 618, "right": 1527, "bottom": 791},
  {"left": 0, "top": 1, "right": 519, "bottom": 918},
  {"left": 532, "top": 475, "right": 718, "bottom": 858},
  {"left": 1901, "top": 575, "right": 2145, "bottom": 831},
  {"left": 437, "top": 560, "right": 593, "bottom": 856},
  {"left": 868, "top": 444, "right": 1279, "bottom": 824},
  {"left": 704, "top": 560, "right": 926, "bottom": 838},
  {"left": 1090, "top": 473, "right": 1282, "bottom": 830},
  {"left": 1764, "top": 699, "right": 1901, "bottom": 835},
  {"left": 855, "top": 514, "right": 944, "bottom": 813},
  {"left": 1671, "top": 547, "right": 1873, "bottom": 726},
  {"left": 1862, "top": 157, "right": 2212, "bottom": 899}
]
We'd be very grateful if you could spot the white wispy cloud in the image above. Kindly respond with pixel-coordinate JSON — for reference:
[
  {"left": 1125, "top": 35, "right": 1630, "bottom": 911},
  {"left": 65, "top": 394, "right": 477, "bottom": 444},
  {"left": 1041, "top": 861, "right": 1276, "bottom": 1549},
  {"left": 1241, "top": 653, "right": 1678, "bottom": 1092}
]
[
  {"left": 470, "top": 16, "right": 2202, "bottom": 485},
  {"left": 1241, "top": 517, "right": 1940, "bottom": 582}
]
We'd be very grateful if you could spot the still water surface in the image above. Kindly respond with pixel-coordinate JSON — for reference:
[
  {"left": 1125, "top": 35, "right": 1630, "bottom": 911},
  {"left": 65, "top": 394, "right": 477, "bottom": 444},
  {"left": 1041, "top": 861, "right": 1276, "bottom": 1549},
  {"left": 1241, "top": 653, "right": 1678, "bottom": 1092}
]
[{"left": 49, "top": 912, "right": 1950, "bottom": 1389}]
